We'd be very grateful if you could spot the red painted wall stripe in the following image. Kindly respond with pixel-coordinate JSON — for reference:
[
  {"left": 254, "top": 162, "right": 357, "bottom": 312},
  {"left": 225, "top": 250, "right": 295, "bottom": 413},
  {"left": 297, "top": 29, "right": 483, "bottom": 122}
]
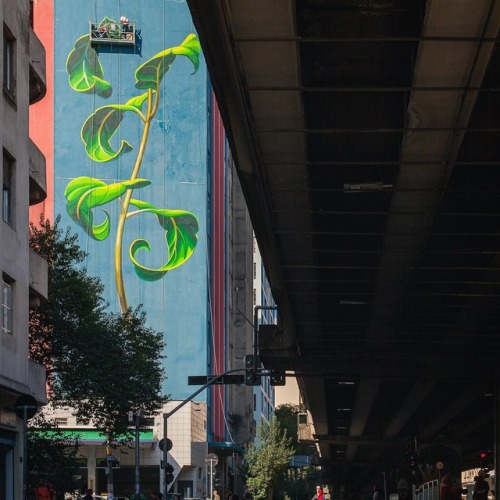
[
  {"left": 29, "top": 0, "right": 54, "bottom": 224},
  {"left": 211, "top": 93, "right": 226, "bottom": 442}
]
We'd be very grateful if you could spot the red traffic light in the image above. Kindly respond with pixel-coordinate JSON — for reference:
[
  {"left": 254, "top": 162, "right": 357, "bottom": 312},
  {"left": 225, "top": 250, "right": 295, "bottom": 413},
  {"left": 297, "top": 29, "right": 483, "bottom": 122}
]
[{"left": 480, "top": 452, "right": 487, "bottom": 460}]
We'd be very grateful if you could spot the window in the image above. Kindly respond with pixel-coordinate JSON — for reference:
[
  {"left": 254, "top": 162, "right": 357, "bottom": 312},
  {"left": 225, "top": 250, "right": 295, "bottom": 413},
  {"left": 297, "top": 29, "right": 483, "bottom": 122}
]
[
  {"left": 2, "top": 278, "right": 13, "bottom": 335},
  {"left": 3, "top": 25, "right": 16, "bottom": 99},
  {"left": 2, "top": 150, "right": 14, "bottom": 225}
]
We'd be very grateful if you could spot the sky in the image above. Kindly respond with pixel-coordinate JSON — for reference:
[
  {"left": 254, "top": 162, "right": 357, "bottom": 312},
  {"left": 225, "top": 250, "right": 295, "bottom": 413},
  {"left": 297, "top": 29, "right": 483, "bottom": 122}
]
[{"left": 275, "top": 376, "right": 301, "bottom": 406}]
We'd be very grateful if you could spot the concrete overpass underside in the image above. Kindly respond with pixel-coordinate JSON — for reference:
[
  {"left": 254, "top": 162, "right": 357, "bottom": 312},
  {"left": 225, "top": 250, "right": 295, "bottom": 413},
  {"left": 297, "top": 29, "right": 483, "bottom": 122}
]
[{"left": 187, "top": 0, "right": 500, "bottom": 494}]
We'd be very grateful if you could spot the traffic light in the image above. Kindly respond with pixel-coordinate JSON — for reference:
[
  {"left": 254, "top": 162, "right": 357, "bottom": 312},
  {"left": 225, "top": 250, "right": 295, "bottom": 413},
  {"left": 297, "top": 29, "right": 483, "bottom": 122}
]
[
  {"left": 407, "top": 453, "right": 419, "bottom": 482},
  {"left": 479, "top": 451, "right": 490, "bottom": 477},
  {"left": 270, "top": 370, "right": 286, "bottom": 386},
  {"left": 164, "top": 462, "right": 174, "bottom": 484},
  {"left": 244, "top": 354, "right": 261, "bottom": 386}
]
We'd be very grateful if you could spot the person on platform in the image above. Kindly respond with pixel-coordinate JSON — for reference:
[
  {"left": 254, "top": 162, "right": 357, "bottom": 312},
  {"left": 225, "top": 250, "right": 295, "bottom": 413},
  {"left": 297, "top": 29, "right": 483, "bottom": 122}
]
[
  {"left": 473, "top": 473, "right": 490, "bottom": 500},
  {"left": 214, "top": 490, "right": 221, "bottom": 500}
]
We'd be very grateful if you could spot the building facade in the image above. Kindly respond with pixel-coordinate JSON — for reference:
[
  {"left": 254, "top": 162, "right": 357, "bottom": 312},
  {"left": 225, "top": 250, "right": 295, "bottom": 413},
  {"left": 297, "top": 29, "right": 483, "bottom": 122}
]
[
  {"left": 30, "top": 0, "right": 260, "bottom": 497},
  {"left": 0, "top": 0, "right": 48, "bottom": 498}
]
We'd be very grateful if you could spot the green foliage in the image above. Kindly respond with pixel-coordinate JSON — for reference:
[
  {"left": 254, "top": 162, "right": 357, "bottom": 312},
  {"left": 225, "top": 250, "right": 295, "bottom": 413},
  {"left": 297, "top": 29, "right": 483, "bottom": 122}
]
[
  {"left": 27, "top": 414, "right": 81, "bottom": 496},
  {"left": 128, "top": 199, "right": 199, "bottom": 280},
  {"left": 275, "top": 403, "right": 310, "bottom": 455},
  {"left": 55, "top": 306, "right": 167, "bottom": 445},
  {"left": 29, "top": 215, "right": 107, "bottom": 370},
  {"left": 66, "top": 35, "right": 112, "bottom": 97},
  {"left": 273, "top": 404, "right": 315, "bottom": 500},
  {"left": 29, "top": 217, "right": 167, "bottom": 446},
  {"left": 135, "top": 34, "right": 200, "bottom": 91},
  {"left": 65, "top": 177, "right": 151, "bottom": 240},
  {"left": 65, "top": 31, "right": 201, "bottom": 310},
  {"left": 245, "top": 417, "right": 295, "bottom": 500}
]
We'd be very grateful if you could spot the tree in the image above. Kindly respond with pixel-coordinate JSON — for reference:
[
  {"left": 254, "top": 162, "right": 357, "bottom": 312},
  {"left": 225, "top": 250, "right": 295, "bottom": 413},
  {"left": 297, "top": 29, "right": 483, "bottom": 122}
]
[
  {"left": 275, "top": 403, "right": 310, "bottom": 455},
  {"left": 29, "top": 215, "right": 107, "bottom": 372},
  {"left": 54, "top": 306, "right": 167, "bottom": 444},
  {"left": 274, "top": 404, "right": 313, "bottom": 500},
  {"left": 245, "top": 416, "right": 295, "bottom": 500},
  {"left": 27, "top": 414, "right": 81, "bottom": 497},
  {"left": 28, "top": 216, "right": 167, "bottom": 496}
]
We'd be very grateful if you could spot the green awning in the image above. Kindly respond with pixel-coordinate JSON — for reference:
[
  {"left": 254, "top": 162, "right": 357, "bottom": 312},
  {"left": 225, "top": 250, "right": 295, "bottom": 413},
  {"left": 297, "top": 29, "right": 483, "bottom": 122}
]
[{"left": 39, "top": 428, "right": 154, "bottom": 443}]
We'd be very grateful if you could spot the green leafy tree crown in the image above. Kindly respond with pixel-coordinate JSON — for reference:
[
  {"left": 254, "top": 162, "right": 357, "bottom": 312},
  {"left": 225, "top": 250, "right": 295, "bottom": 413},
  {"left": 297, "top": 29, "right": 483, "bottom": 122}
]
[
  {"left": 65, "top": 27, "right": 201, "bottom": 312},
  {"left": 246, "top": 416, "right": 295, "bottom": 500}
]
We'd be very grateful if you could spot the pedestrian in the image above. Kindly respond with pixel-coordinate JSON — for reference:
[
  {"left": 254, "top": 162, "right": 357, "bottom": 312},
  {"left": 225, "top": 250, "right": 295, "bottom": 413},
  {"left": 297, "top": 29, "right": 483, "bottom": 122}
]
[
  {"left": 214, "top": 490, "right": 221, "bottom": 500},
  {"left": 373, "top": 484, "right": 382, "bottom": 500},
  {"left": 440, "top": 472, "right": 453, "bottom": 500},
  {"left": 82, "top": 489, "right": 94, "bottom": 500},
  {"left": 313, "top": 486, "right": 323, "bottom": 500},
  {"left": 473, "top": 473, "right": 489, "bottom": 500},
  {"left": 35, "top": 478, "right": 54, "bottom": 500}
]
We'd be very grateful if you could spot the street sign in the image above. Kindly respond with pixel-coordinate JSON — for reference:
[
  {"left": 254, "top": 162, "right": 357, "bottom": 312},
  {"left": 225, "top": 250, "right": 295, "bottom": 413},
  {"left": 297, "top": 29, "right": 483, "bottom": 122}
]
[
  {"left": 205, "top": 453, "right": 219, "bottom": 466},
  {"left": 15, "top": 394, "right": 38, "bottom": 420},
  {"left": 188, "top": 375, "right": 245, "bottom": 385},
  {"left": 158, "top": 438, "right": 173, "bottom": 452},
  {"left": 96, "top": 458, "right": 120, "bottom": 468}
]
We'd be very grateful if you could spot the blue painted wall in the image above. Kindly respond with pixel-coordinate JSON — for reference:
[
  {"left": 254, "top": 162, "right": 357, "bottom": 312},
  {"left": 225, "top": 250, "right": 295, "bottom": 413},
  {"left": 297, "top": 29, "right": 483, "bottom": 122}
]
[{"left": 53, "top": 0, "right": 209, "bottom": 400}]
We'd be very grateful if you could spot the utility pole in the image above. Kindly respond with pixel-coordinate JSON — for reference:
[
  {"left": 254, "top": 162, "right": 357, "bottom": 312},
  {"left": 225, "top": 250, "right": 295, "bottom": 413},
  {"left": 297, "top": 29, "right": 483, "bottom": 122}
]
[{"left": 130, "top": 409, "right": 144, "bottom": 498}]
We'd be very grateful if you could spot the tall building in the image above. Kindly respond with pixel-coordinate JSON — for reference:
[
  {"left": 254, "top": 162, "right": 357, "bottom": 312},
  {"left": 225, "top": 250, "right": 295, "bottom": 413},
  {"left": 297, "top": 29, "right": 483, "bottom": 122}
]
[
  {"left": 252, "top": 238, "right": 277, "bottom": 425},
  {"left": 0, "top": 0, "right": 48, "bottom": 498},
  {"left": 29, "top": 0, "right": 259, "bottom": 497}
]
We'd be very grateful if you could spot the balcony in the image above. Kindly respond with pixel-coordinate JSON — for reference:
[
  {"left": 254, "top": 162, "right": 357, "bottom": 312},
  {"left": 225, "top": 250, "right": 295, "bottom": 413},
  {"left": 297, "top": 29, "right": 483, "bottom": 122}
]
[
  {"left": 29, "top": 247, "right": 48, "bottom": 305},
  {"left": 29, "top": 139, "right": 47, "bottom": 205},
  {"left": 29, "top": 27, "right": 46, "bottom": 104}
]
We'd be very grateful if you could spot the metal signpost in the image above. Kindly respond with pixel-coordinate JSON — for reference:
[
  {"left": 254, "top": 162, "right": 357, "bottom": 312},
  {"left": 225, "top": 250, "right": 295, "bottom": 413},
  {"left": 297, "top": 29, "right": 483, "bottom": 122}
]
[
  {"left": 15, "top": 394, "right": 38, "bottom": 500},
  {"left": 162, "top": 369, "right": 248, "bottom": 498},
  {"left": 205, "top": 453, "right": 219, "bottom": 500}
]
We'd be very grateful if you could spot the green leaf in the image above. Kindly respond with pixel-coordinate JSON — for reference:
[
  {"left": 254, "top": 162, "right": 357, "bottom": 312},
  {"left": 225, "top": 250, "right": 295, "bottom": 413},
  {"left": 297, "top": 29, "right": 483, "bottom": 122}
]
[
  {"left": 126, "top": 92, "right": 150, "bottom": 111},
  {"left": 128, "top": 199, "right": 199, "bottom": 281},
  {"left": 135, "top": 34, "right": 201, "bottom": 92},
  {"left": 81, "top": 102, "right": 145, "bottom": 162},
  {"left": 65, "top": 177, "right": 151, "bottom": 240},
  {"left": 66, "top": 35, "right": 112, "bottom": 98}
]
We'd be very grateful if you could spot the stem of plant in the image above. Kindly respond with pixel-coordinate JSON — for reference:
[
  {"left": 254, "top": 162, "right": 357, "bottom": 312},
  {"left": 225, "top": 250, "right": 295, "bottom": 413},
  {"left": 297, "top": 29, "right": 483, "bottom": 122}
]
[{"left": 115, "top": 89, "right": 157, "bottom": 312}]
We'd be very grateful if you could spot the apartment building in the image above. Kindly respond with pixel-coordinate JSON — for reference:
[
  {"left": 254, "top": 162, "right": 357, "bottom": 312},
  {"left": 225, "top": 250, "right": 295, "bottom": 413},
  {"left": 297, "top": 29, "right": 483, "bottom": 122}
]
[{"left": 0, "top": 0, "right": 48, "bottom": 498}]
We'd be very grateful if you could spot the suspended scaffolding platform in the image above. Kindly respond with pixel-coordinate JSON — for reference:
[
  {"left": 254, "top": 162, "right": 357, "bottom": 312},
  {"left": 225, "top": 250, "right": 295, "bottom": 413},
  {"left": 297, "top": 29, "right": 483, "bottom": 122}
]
[{"left": 90, "top": 18, "right": 136, "bottom": 45}]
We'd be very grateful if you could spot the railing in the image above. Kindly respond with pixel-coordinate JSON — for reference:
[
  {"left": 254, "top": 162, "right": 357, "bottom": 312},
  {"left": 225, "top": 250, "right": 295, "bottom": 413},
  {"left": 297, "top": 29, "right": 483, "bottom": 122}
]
[
  {"left": 415, "top": 480, "right": 439, "bottom": 500},
  {"left": 89, "top": 20, "right": 136, "bottom": 45}
]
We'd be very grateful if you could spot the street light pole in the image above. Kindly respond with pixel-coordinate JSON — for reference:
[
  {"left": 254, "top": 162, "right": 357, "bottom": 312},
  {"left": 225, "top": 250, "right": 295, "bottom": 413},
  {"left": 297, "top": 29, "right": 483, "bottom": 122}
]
[{"left": 133, "top": 410, "right": 143, "bottom": 497}]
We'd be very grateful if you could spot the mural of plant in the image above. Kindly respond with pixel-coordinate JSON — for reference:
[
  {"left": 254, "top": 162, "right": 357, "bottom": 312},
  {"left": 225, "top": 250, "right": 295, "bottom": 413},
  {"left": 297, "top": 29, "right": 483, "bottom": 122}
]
[{"left": 65, "top": 28, "right": 201, "bottom": 312}]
